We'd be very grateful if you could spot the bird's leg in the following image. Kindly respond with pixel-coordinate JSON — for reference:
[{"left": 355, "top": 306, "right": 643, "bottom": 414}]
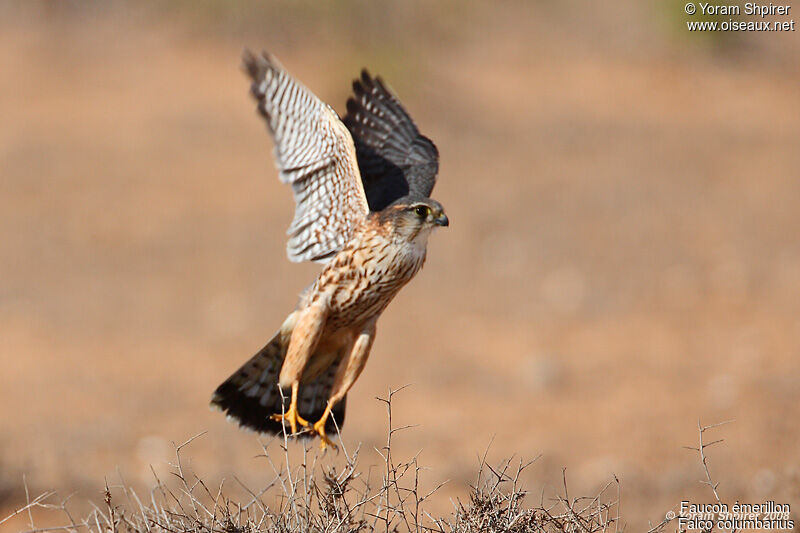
[
  {"left": 270, "top": 302, "right": 327, "bottom": 435},
  {"left": 313, "top": 320, "right": 376, "bottom": 449},
  {"left": 270, "top": 381, "right": 309, "bottom": 434},
  {"left": 312, "top": 401, "right": 337, "bottom": 449}
]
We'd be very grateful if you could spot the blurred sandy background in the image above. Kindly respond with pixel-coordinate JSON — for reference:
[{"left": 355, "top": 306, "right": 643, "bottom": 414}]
[{"left": 2, "top": 0, "right": 800, "bottom": 529}]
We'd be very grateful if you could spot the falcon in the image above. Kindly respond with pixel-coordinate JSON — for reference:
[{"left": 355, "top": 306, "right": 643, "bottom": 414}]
[{"left": 211, "top": 51, "right": 447, "bottom": 448}]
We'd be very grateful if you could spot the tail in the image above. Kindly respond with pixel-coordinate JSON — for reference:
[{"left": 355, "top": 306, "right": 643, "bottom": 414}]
[{"left": 210, "top": 332, "right": 346, "bottom": 436}]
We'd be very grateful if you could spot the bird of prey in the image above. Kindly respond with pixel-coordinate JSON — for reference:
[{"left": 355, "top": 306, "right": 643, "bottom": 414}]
[{"left": 211, "top": 51, "right": 447, "bottom": 448}]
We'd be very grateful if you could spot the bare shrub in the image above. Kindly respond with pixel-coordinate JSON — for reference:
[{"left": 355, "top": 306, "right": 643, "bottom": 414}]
[{"left": 2, "top": 390, "right": 674, "bottom": 533}]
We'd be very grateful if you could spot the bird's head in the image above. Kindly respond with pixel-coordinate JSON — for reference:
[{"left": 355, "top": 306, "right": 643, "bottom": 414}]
[{"left": 375, "top": 196, "right": 449, "bottom": 244}]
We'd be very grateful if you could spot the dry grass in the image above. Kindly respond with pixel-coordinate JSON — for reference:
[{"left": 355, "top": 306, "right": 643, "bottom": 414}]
[
  {"left": 1, "top": 404, "right": 745, "bottom": 533},
  {"left": 0, "top": 390, "right": 751, "bottom": 533},
  {"left": 3, "top": 390, "right": 629, "bottom": 533}
]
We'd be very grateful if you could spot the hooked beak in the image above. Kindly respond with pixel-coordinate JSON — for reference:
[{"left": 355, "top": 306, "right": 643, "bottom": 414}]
[{"left": 434, "top": 212, "right": 449, "bottom": 227}]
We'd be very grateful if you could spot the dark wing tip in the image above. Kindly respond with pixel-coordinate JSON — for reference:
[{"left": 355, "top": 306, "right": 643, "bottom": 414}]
[
  {"left": 360, "top": 70, "right": 392, "bottom": 100},
  {"left": 241, "top": 49, "right": 262, "bottom": 81},
  {"left": 360, "top": 69, "right": 372, "bottom": 83},
  {"left": 241, "top": 50, "right": 277, "bottom": 118},
  {"left": 373, "top": 75, "right": 390, "bottom": 96},
  {"left": 345, "top": 98, "right": 359, "bottom": 115},
  {"left": 241, "top": 49, "right": 282, "bottom": 83},
  {"left": 350, "top": 78, "right": 365, "bottom": 100}
]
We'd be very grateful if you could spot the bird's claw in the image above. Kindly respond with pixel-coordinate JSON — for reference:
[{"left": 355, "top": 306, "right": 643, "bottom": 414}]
[
  {"left": 312, "top": 419, "right": 337, "bottom": 450},
  {"left": 271, "top": 397, "right": 337, "bottom": 449},
  {"left": 270, "top": 407, "right": 309, "bottom": 435}
]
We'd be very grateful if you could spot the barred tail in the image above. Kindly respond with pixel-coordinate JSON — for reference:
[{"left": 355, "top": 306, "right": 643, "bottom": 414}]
[{"left": 210, "top": 331, "right": 346, "bottom": 436}]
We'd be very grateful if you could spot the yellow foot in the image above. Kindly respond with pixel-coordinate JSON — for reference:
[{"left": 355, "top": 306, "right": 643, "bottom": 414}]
[
  {"left": 312, "top": 419, "right": 337, "bottom": 450},
  {"left": 270, "top": 407, "right": 309, "bottom": 435}
]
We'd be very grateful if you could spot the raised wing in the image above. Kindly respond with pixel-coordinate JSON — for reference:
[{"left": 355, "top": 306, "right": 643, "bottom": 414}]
[
  {"left": 343, "top": 71, "right": 439, "bottom": 212},
  {"left": 243, "top": 51, "right": 369, "bottom": 263}
]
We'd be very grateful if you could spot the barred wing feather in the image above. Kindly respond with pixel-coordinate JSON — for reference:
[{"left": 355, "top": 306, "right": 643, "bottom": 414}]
[
  {"left": 243, "top": 50, "right": 369, "bottom": 263},
  {"left": 343, "top": 70, "right": 439, "bottom": 211}
]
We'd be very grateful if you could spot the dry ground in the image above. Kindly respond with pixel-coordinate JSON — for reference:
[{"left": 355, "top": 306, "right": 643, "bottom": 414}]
[{"left": 1, "top": 2, "right": 799, "bottom": 530}]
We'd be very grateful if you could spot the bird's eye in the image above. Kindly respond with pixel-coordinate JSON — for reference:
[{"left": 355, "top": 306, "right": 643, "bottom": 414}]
[{"left": 414, "top": 206, "right": 429, "bottom": 218}]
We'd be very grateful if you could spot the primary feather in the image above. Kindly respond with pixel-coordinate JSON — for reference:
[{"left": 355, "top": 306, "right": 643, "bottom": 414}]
[
  {"left": 343, "top": 70, "right": 439, "bottom": 211},
  {"left": 243, "top": 51, "right": 369, "bottom": 263}
]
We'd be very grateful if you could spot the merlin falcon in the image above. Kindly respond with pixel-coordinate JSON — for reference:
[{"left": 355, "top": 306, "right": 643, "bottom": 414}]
[{"left": 211, "top": 51, "right": 448, "bottom": 448}]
